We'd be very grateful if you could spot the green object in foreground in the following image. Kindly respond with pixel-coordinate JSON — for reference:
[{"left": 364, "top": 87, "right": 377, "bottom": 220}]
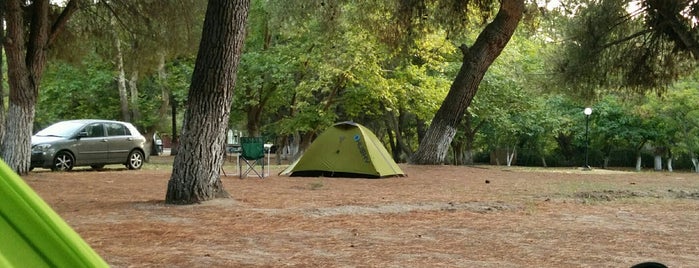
[{"left": 0, "top": 160, "right": 108, "bottom": 268}]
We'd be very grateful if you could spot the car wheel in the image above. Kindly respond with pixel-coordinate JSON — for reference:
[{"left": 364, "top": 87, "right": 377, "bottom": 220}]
[
  {"left": 126, "top": 150, "right": 144, "bottom": 170},
  {"left": 91, "top": 164, "right": 105, "bottom": 170},
  {"left": 52, "top": 151, "right": 74, "bottom": 171}
]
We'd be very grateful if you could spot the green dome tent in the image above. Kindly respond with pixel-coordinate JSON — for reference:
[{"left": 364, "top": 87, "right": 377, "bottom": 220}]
[
  {"left": 0, "top": 160, "right": 108, "bottom": 268},
  {"left": 281, "top": 121, "right": 405, "bottom": 178}
]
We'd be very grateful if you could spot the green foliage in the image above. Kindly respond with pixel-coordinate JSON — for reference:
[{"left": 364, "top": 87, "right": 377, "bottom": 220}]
[
  {"left": 30, "top": 0, "right": 699, "bottom": 170},
  {"left": 591, "top": 95, "right": 652, "bottom": 156},
  {"left": 555, "top": 0, "right": 697, "bottom": 97},
  {"left": 53, "top": 0, "right": 206, "bottom": 72},
  {"left": 163, "top": 58, "right": 195, "bottom": 106},
  {"left": 36, "top": 56, "right": 120, "bottom": 130},
  {"left": 235, "top": 0, "right": 457, "bottom": 140},
  {"left": 641, "top": 75, "right": 699, "bottom": 158}
]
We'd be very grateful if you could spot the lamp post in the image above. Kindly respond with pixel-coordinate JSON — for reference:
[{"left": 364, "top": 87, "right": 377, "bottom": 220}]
[{"left": 583, "top": 107, "right": 592, "bottom": 170}]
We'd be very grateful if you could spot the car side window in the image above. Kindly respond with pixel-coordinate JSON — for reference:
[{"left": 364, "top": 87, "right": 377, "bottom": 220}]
[
  {"left": 106, "top": 123, "right": 131, "bottom": 136},
  {"left": 85, "top": 123, "right": 105, "bottom": 137}
]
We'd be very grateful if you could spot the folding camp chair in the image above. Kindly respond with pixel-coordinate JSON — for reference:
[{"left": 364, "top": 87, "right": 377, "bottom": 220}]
[{"left": 238, "top": 137, "right": 266, "bottom": 178}]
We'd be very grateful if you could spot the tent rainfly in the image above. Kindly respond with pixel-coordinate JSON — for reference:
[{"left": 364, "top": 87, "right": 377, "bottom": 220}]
[
  {"left": 0, "top": 160, "right": 108, "bottom": 268},
  {"left": 281, "top": 121, "right": 405, "bottom": 178}
]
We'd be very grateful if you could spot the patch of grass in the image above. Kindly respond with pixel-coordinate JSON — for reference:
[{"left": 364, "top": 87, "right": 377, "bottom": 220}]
[{"left": 309, "top": 178, "right": 324, "bottom": 190}]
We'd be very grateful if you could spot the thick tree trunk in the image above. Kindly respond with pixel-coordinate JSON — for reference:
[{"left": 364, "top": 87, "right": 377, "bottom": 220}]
[
  {"left": 2, "top": 105, "right": 34, "bottom": 173},
  {"left": 1, "top": 0, "right": 77, "bottom": 174},
  {"left": 653, "top": 146, "right": 665, "bottom": 171},
  {"left": 410, "top": 0, "right": 524, "bottom": 164},
  {"left": 653, "top": 154, "right": 662, "bottom": 171},
  {"left": 166, "top": 0, "right": 250, "bottom": 204}
]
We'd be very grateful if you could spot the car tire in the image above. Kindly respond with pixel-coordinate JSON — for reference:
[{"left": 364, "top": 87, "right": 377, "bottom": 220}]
[
  {"left": 52, "top": 151, "right": 74, "bottom": 171},
  {"left": 126, "top": 150, "right": 144, "bottom": 170}
]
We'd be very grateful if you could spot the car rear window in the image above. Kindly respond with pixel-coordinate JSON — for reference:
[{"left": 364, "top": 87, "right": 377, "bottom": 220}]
[{"left": 106, "top": 123, "right": 131, "bottom": 136}]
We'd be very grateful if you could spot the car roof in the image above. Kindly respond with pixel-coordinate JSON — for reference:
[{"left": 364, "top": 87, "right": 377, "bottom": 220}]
[
  {"left": 61, "top": 119, "right": 131, "bottom": 125},
  {"left": 56, "top": 119, "right": 143, "bottom": 136}
]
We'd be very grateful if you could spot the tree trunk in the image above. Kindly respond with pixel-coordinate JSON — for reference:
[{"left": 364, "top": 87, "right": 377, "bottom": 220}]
[
  {"left": 385, "top": 116, "right": 399, "bottom": 160},
  {"left": 506, "top": 146, "right": 516, "bottom": 167},
  {"left": 246, "top": 106, "right": 261, "bottom": 136},
  {"left": 555, "top": 132, "right": 576, "bottom": 162},
  {"left": 653, "top": 154, "right": 662, "bottom": 171},
  {"left": 463, "top": 112, "right": 480, "bottom": 165},
  {"left": 635, "top": 154, "right": 642, "bottom": 172},
  {"left": 289, "top": 132, "right": 301, "bottom": 161},
  {"left": 385, "top": 110, "right": 403, "bottom": 161},
  {"left": 166, "top": 0, "right": 250, "bottom": 205},
  {"left": 129, "top": 70, "right": 140, "bottom": 122},
  {"left": 157, "top": 54, "right": 170, "bottom": 124},
  {"left": 410, "top": 0, "right": 524, "bottom": 164},
  {"left": 653, "top": 146, "right": 666, "bottom": 171},
  {"left": 274, "top": 135, "right": 286, "bottom": 165},
  {"left": 451, "top": 139, "right": 464, "bottom": 165},
  {"left": 113, "top": 15, "right": 130, "bottom": 122},
  {"left": 170, "top": 95, "right": 179, "bottom": 155},
  {"left": 1, "top": 0, "right": 78, "bottom": 174},
  {"left": 666, "top": 148, "right": 673, "bottom": 172}
]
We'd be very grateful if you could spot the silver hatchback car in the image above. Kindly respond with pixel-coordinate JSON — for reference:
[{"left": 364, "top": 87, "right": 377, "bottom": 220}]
[{"left": 31, "top": 119, "right": 147, "bottom": 171}]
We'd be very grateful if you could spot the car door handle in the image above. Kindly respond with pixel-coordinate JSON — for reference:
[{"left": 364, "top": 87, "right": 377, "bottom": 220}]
[
  {"left": 101, "top": 139, "right": 108, "bottom": 142},
  {"left": 127, "top": 137, "right": 133, "bottom": 141}
]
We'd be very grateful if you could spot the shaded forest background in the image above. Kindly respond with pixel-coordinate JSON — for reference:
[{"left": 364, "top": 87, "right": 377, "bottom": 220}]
[{"left": 2, "top": 0, "right": 699, "bottom": 171}]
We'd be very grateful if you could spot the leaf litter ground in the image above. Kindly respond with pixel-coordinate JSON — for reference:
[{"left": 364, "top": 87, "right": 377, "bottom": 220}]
[{"left": 24, "top": 156, "right": 699, "bottom": 267}]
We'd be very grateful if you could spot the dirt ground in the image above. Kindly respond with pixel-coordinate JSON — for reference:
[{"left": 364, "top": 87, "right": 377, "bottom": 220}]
[{"left": 23, "top": 155, "right": 699, "bottom": 267}]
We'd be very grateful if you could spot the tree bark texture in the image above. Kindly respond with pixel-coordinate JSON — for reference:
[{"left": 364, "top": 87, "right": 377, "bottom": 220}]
[
  {"left": 129, "top": 71, "right": 140, "bottom": 122},
  {"left": 410, "top": 0, "right": 524, "bottom": 164},
  {"left": 157, "top": 54, "right": 170, "bottom": 123},
  {"left": 166, "top": 0, "right": 250, "bottom": 204},
  {"left": 170, "top": 95, "right": 179, "bottom": 156},
  {"left": 653, "top": 155, "right": 662, "bottom": 171},
  {"left": 1, "top": 0, "right": 78, "bottom": 174},
  {"left": 113, "top": 15, "right": 130, "bottom": 122},
  {"left": 636, "top": 155, "right": 642, "bottom": 172}
]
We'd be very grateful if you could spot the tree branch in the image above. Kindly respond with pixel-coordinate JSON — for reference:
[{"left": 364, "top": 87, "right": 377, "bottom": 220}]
[
  {"left": 48, "top": 0, "right": 80, "bottom": 47},
  {"left": 599, "top": 28, "right": 655, "bottom": 51}
]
